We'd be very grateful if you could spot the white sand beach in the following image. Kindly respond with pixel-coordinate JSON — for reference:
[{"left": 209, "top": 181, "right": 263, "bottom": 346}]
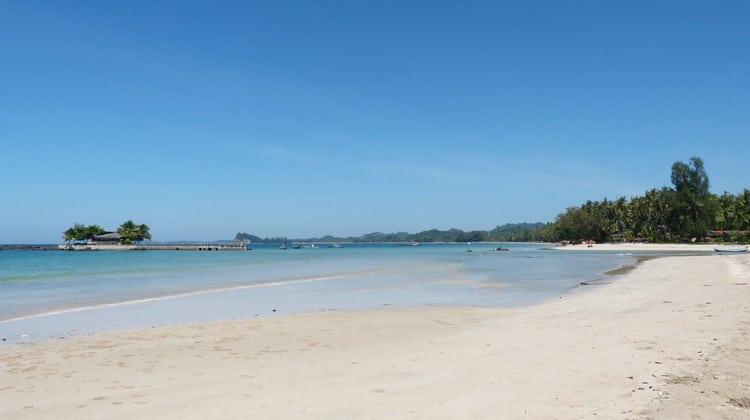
[
  {"left": 2, "top": 252, "right": 750, "bottom": 419},
  {"left": 553, "top": 242, "right": 720, "bottom": 252}
]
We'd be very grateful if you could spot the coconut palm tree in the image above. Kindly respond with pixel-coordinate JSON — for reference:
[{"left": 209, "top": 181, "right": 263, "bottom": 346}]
[
  {"left": 117, "top": 220, "right": 151, "bottom": 244},
  {"left": 62, "top": 224, "right": 81, "bottom": 244},
  {"left": 117, "top": 220, "right": 139, "bottom": 244},
  {"left": 137, "top": 224, "right": 152, "bottom": 243},
  {"left": 62, "top": 223, "right": 104, "bottom": 243}
]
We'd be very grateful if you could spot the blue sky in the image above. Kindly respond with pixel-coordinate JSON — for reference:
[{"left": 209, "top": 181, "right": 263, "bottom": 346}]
[{"left": 1, "top": 1, "right": 748, "bottom": 243}]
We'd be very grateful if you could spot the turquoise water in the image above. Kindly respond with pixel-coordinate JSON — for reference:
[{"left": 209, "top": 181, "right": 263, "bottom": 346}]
[{"left": 0, "top": 243, "right": 638, "bottom": 344}]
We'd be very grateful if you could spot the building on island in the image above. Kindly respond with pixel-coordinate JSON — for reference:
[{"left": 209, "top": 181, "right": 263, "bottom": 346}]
[{"left": 88, "top": 232, "right": 123, "bottom": 245}]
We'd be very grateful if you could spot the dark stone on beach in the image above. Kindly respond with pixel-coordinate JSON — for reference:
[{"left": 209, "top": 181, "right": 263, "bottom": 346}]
[{"left": 728, "top": 397, "right": 750, "bottom": 409}]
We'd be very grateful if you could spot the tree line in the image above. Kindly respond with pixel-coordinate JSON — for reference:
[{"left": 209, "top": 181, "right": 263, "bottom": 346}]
[
  {"left": 63, "top": 220, "right": 152, "bottom": 244},
  {"left": 543, "top": 157, "right": 749, "bottom": 243},
  {"left": 235, "top": 223, "right": 548, "bottom": 244}
]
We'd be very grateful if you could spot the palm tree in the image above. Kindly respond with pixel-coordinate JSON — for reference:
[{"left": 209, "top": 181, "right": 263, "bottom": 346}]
[
  {"left": 62, "top": 225, "right": 80, "bottom": 244},
  {"left": 83, "top": 225, "right": 105, "bottom": 240},
  {"left": 737, "top": 190, "right": 750, "bottom": 231},
  {"left": 117, "top": 220, "right": 151, "bottom": 244},
  {"left": 117, "top": 220, "right": 138, "bottom": 244},
  {"left": 62, "top": 223, "right": 103, "bottom": 243},
  {"left": 715, "top": 192, "right": 736, "bottom": 231},
  {"left": 137, "top": 224, "right": 152, "bottom": 243}
]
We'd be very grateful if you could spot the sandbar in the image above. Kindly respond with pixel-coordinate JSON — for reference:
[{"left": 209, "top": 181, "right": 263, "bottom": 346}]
[{"left": 2, "top": 253, "right": 749, "bottom": 419}]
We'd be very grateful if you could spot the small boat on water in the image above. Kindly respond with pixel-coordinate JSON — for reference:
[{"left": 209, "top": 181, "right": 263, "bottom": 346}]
[
  {"left": 280, "top": 242, "right": 288, "bottom": 250},
  {"left": 714, "top": 245, "right": 748, "bottom": 253}
]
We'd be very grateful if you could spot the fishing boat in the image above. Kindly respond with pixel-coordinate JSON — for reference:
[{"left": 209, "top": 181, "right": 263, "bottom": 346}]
[{"left": 713, "top": 245, "right": 748, "bottom": 253}]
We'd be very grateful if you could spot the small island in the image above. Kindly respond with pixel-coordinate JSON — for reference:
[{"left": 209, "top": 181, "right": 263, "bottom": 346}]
[
  {"left": 59, "top": 221, "right": 246, "bottom": 251},
  {"left": 60, "top": 220, "right": 152, "bottom": 250}
]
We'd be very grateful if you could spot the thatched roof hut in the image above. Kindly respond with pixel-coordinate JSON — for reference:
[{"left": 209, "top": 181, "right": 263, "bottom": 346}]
[{"left": 90, "top": 232, "right": 122, "bottom": 245}]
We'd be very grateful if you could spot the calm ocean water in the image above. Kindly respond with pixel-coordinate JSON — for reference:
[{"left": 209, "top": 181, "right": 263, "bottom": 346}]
[{"left": 0, "top": 243, "right": 642, "bottom": 344}]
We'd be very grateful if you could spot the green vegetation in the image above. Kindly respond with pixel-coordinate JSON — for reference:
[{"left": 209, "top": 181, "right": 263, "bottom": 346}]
[
  {"left": 62, "top": 221, "right": 151, "bottom": 244},
  {"left": 117, "top": 220, "right": 152, "bottom": 244},
  {"left": 235, "top": 233, "right": 288, "bottom": 243},
  {"left": 63, "top": 223, "right": 106, "bottom": 242},
  {"left": 544, "top": 157, "right": 749, "bottom": 243},
  {"left": 235, "top": 223, "right": 547, "bottom": 244},
  {"left": 488, "top": 222, "right": 549, "bottom": 242}
]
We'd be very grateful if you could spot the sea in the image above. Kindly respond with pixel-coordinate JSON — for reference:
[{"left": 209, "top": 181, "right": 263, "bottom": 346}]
[{"left": 0, "top": 243, "right": 667, "bottom": 346}]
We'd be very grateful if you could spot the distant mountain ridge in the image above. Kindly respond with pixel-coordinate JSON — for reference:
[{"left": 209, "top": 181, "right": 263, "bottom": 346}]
[{"left": 234, "top": 222, "right": 549, "bottom": 244}]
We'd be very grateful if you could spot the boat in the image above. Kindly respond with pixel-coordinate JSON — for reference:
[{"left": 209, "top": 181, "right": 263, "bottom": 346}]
[
  {"left": 395, "top": 242, "right": 421, "bottom": 247},
  {"left": 714, "top": 245, "right": 748, "bottom": 253},
  {"left": 280, "top": 242, "right": 288, "bottom": 250},
  {"left": 292, "top": 244, "right": 301, "bottom": 249}
]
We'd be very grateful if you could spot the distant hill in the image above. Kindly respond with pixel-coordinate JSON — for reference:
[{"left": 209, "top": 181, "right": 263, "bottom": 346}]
[
  {"left": 234, "top": 223, "right": 550, "bottom": 244},
  {"left": 234, "top": 233, "right": 286, "bottom": 243},
  {"left": 489, "top": 222, "right": 549, "bottom": 242}
]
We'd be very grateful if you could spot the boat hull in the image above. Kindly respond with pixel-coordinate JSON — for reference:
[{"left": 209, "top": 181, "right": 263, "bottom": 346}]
[{"left": 714, "top": 246, "right": 748, "bottom": 253}]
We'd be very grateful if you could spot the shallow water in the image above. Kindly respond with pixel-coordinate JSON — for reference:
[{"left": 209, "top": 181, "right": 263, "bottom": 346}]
[{"left": 0, "top": 243, "right": 639, "bottom": 344}]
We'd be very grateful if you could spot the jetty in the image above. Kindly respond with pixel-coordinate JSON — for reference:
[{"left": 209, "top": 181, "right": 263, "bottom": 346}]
[{"left": 1, "top": 245, "right": 59, "bottom": 251}]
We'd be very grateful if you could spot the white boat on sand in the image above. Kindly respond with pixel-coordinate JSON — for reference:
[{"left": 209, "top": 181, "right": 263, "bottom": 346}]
[{"left": 714, "top": 245, "right": 748, "bottom": 253}]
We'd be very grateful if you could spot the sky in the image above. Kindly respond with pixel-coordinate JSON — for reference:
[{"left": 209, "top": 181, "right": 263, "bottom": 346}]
[{"left": 1, "top": 1, "right": 748, "bottom": 243}]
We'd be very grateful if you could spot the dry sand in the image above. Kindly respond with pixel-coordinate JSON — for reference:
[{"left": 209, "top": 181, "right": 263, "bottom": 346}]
[
  {"left": 552, "top": 242, "right": 719, "bottom": 252},
  {"left": 2, "top": 253, "right": 750, "bottom": 419}
]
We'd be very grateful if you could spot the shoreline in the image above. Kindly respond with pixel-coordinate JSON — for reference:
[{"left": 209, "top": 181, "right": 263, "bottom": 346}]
[
  {"left": 552, "top": 242, "right": 720, "bottom": 252},
  {"left": 2, "top": 241, "right": 736, "bottom": 254},
  {"left": 0, "top": 244, "right": 629, "bottom": 343},
  {"left": 2, "top": 253, "right": 749, "bottom": 418}
]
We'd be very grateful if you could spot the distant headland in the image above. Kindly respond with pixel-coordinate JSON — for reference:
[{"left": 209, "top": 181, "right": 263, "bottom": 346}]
[{"left": 234, "top": 223, "right": 548, "bottom": 244}]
